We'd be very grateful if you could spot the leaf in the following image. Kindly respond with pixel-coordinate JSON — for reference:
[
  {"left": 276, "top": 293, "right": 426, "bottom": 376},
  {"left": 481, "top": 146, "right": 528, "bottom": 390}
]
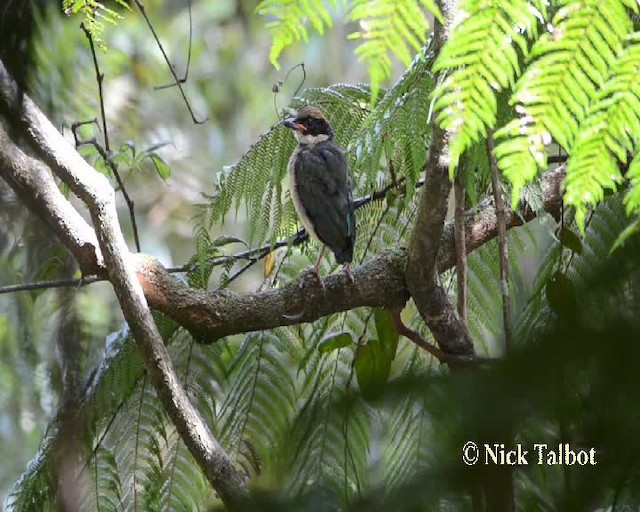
[
  {"left": 545, "top": 271, "right": 577, "bottom": 317},
  {"left": 148, "top": 153, "right": 171, "bottom": 181},
  {"left": 264, "top": 251, "right": 276, "bottom": 278},
  {"left": 211, "top": 235, "right": 248, "bottom": 248},
  {"left": 318, "top": 331, "right": 353, "bottom": 353},
  {"left": 557, "top": 227, "right": 583, "bottom": 254},
  {"left": 609, "top": 216, "right": 640, "bottom": 254},
  {"left": 256, "top": 0, "right": 336, "bottom": 69},
  {"left": 355, "top": 309, "right": 399, "bottom": 400},
  {"left": 348, "top": 0, "right": 438, "bottom": 101}
]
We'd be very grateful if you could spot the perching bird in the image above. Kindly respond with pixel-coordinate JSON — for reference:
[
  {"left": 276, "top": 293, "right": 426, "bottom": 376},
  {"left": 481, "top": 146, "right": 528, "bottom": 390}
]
[{"left": 284, "top": 105, "right": 356, "bottom": 281}]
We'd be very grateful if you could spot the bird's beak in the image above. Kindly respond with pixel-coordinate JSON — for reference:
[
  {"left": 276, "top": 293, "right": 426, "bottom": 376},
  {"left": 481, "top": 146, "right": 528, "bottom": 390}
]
[{"left": 284, "top": 118, "right": 306, "bottom": 132}]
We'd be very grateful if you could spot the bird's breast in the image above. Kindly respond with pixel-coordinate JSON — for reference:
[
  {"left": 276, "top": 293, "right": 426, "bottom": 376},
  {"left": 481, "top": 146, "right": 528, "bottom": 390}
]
[{"left": 288, "top": 149, "right": 318, "bottom": 241}]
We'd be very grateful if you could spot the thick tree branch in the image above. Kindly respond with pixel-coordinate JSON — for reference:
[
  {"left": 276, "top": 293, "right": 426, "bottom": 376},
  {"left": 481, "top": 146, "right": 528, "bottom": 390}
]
[
  {"left": 136, "top": 250, "right": 410, "bottom": 341},
  {"left": 0, "top": 61, "right": 249, "bottom": 509},
  {"left": 135, "top": 166, "right": 564, "bottom": 341},
  {"left": 0, "top": 54, "right": 564, "bottom": 359},
  {"left": 405, "top": 0, "right": 474, "bottom": 356},
  {"left": 0, "top": 123, "right": 102, "bottom": 274},
  {"left": 0, "top": 111, "right": 565, "bottom": 344}
]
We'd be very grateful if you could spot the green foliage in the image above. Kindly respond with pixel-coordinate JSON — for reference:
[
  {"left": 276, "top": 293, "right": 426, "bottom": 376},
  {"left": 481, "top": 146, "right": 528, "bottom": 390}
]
[
  {"left": 498, "top": 1, "right": 639, "bottom": 220},
  {"left": 9, "top": 0, "right": 640, "bottom": 509},
  {"left": 257, "top": 0, "right": 441, "bottom": 100},
  {"left": 563, "top": 31, "right": 640, "bottom": 226},
  {"left": 62, "top": 0, "right": 130, "bottom": 51},
  {"left": 430, "top": 0, "right": 640, "bottom": 228},
  {"left": 433, "top": 0, "right": 548, "bottom": 174},
  {"left": 256, "top": 0, "right": 337, "bottom": 69},
  {"left": 354, "top": 309, "right": 398, "bottom": 400},
  {"left": 347, "top": 0, "right": 442, "bottom": 100}
]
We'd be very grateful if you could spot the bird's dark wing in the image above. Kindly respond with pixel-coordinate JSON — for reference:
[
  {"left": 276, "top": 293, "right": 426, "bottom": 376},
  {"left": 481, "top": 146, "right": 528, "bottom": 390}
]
[{"left": 295, "top": 141, "right": 355, "bottom": 263}]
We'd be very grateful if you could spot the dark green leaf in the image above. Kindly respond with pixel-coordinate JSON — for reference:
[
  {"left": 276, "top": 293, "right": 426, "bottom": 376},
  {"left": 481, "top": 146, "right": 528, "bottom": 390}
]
[
  {"left": 211, "top": 235, "right": 248, "bottom": 248},
  {"left": 610, "top": 217, "right": 640, "bottom": 255},
  {"left": 557, "top": 227, "right": 583, "bottom": 254},
  {"left": 545, "top": 271, "right": 577, "bottom": 317},
  {"left": 374, "top": 308, "right": 399, "bottom": 359},
  {"left": 318, "top": 331, "right": 353, "bottom": 353},
  {"left": 355, "top": 309, "right": 399, "bottom": 400}
]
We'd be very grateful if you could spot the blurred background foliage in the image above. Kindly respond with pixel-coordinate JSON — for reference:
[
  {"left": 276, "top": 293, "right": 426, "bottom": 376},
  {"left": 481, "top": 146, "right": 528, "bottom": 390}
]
[
  {"left": 0, "top": 0, "right": 639, "bottom": 510},
  {"left": 0, "top": 0, "right": 370, "bottom": 500}
]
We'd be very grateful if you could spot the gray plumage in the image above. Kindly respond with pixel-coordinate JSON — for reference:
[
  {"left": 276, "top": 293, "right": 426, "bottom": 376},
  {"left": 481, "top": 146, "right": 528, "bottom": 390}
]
[{"left": 285, "top": 106, "right": 356, "bottom": 266}]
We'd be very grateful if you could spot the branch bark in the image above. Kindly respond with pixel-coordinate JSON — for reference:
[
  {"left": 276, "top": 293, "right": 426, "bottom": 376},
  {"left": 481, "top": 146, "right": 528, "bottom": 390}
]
[
  {"left": 405, "top": 0, "right": 474, "bottom": 356},
  {"left": 0, "top": 123, "right": 102, "bottom": 274},
  {"left": 0, "top": 61, "right": 250, "bottom": 510}
]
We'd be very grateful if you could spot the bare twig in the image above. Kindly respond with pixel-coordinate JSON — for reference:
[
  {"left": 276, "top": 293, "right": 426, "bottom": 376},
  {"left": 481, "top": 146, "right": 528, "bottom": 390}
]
[
  {"left": 80, "top": 26, "right": 142, "bottom": 252},
  {"left": 133, "top": 0, "right": 206, "bottom": 124},
  {"left": 154, "top": 0, "right": 193, "bottom": 90},
  {"left": 393, "top": 311, "right": 447, "bottom": 361},
  {"left": 487, "top": 128, "right": 513, "bottom": 353}
]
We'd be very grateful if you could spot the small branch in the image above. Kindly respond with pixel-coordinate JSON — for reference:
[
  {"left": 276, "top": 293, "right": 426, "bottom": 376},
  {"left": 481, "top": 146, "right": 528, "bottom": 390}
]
[
  {"left": 487, "top": 128, "right": 513, "bottom": 353},
  {"left": 133, "top": 0, "right": 207, "bottom": 124},
  {"left": 0, "top": 276, "right": 99, "bottom": 295},
  {"left": 154, "top": 0, "right": 193, "bottom": 90},
  {"left": 79, "top": 26, "right": 142, "bottom": 252},
  {"left": 454, "top": 177, "right": 467, "bottom": 324},
  {"left": 393, "top": 311, "right": 447, "bottom": 361}
]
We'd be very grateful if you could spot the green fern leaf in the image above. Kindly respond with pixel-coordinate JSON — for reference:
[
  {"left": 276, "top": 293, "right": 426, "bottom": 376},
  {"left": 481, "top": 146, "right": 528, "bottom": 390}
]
[
  {"left": 433, "top": 0, "right": 546, "bottom": 173},
  {"left": 563, "top": 32, "right": 640, "bottom": 228},
  {"left": 348, "top": 0, "right": 441, "bottom": 100},
  {"left": 625, "top": 152, "right": 640, "bottom": 215},
  {"left": 496, "top": 1, "right": 634, "bottom": 207},
  {"left": 256, "top": 0, "right": 337, "bottom": 69}
]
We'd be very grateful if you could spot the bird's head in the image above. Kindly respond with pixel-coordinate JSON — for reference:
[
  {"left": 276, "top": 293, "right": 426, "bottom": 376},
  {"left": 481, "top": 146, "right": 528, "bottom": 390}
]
[{"left": 284, "top": 106, "right": 333, "bottom": 145}]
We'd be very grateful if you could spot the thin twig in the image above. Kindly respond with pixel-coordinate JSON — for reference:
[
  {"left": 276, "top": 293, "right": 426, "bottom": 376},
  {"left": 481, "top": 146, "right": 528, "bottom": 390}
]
[
  {"left": 0, "top": 176, "right": 424, "bottom": 295},
  {"left": 80, "top": 25, "right": 142, "bottom": 252},
  {"left": 133, "top": 0, "right": 207, "bottom": 124},
  {"left": 393, "top": 311, "right": 447, "bottom": 361},
  {"left": 154, "top": 0, "right": 193, "bottom": 90},
  {"left": 487, "top": 128, "right": 513, "bottom": 353},
  {"left": 0, "top": 276, "right": 100, "bottom": 295}
]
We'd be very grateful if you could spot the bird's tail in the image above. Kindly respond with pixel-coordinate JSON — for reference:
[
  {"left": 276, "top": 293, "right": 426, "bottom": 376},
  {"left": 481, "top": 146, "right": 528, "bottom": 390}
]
[{"left": 334, "top": 239, "right": 354, "bottom": 264}]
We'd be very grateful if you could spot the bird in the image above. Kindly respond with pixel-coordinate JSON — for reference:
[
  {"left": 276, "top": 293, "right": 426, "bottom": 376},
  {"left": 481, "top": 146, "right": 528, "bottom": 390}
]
[{"left": 284, "top": 105, "right": 356, "bottom": 283}]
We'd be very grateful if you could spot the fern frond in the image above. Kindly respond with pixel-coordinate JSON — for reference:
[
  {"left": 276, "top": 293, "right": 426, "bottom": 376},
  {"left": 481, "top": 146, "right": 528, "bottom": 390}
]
[
  {"left": 206, "top": 84, "right": 371, "bottom": 249},
  {"left": 220, "top": 332, "right": 296, "bottom": 473},
  {"left": 256, "top": 0, "right": 337, "bottom": 69},
  {"left": 496, "top": 1, "right": 635, "bottom": 206},
  {"left": 62, "top": 0, "right": 129, "bottom": 51},
  {"left": 383, "top": 347, "right": 432, "bottom": 493},
  {"left": 625, "top": 152, "right": 640, "bottom": 215},
  {"left": 287, "top": 349, "right": 370, "bottom": 504},
  {"left": 350, "top": 47, "right": 435, "bottom": 193},
  {"left": 433, "top": 0, "right": 547, "bottom": 172},
  {"left": 347, "top": 0, "right": 442, "bottom": 100},
  {"left": 563, "top": 32, "right": 640, "bottom": 227}
]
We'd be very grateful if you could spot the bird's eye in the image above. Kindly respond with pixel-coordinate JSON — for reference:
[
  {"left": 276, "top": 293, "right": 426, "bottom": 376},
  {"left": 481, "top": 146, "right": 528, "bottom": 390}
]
[{"left": 306, "top": 117, "right": 315, "bottom": 128}]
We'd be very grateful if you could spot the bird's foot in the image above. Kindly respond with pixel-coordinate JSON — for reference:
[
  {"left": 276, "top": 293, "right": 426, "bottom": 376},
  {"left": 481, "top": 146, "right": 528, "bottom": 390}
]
[
  {"left": 300, "top": 264, "right": 325, "bottom": 290},
  {"left": 343, "top": 263, "right": 355, "bottom": 283}
]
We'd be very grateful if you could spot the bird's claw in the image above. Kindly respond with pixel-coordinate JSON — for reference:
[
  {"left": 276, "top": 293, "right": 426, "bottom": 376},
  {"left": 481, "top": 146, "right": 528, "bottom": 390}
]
[
  {"left": 300, "top": 265, "right": 326, "bottom": 290},
  {"left": 343, "top": 264, "right": 355, "bottom": 283}
]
